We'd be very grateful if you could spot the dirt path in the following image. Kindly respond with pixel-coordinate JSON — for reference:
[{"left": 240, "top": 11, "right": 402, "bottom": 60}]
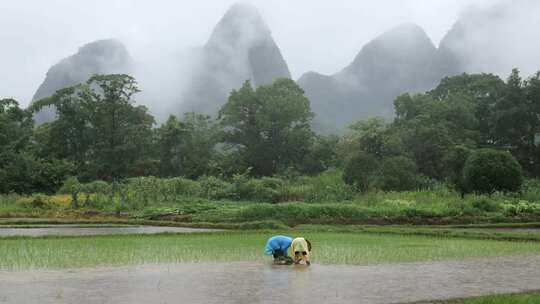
[{"left": 1, "top": 256, "right": 539, "bottom": 304}]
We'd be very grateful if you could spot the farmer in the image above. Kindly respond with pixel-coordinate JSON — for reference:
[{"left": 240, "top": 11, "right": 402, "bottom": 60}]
[
  {"left": 291, "top": 237, "right": 312, "bottom": 265},
  {"left": 264, "top": 235, "right": 294, "bottom": 264}
]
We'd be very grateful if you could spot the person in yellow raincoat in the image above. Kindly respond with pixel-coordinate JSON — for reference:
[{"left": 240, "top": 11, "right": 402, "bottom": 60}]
[{"left": 291, "top": 237, "right": 312, "bottom": 265}]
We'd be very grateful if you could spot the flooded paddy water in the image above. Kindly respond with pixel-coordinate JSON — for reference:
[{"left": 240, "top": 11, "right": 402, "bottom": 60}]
[
  {"left": 475, "top": 228, "right": 540, "bottom": 235},
  {"left": 0, "top": 226, "right": 221, "bottom": 237},
  {"left": 1, "top": 256, "right": 539, "bottom": 304},
  {"left": 1, "top": 225, "right": 539, "bottom": 303}
]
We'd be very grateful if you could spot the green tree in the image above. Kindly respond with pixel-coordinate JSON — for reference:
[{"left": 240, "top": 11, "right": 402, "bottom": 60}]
[
  {"left": 156, "top": 115, "right": 188, "bottom": 177},
  {"left": 32, "top": 74, "right": 155, "bottom": 181},
  {"left": 523, "top": 72, "right": 540, "bottom": 176},
  {"left": 89, "top": 74, "right": 155, "bottom": 179},
  {"left": 377, "top": 156, "right": 420, "bottom": 191},
  {"left": 343, "top": 152, "right": 379, "bottom": 192},
  {"left": 156, "top": 113, "right": 219, "bottom": 178},
  {"left": 463, "top": 149, "right": 523, "bottom": 194},
  {"left": 30, "top": 86, "right": 93, "bottom": 173},
  {"left": 347, "top": 117, "right": 389, "bottom": 158},
  {"left": 494, "top": 69, "right": 529, "bottom": 146},
  {"left": 429, "top": 73, "right": 506, "bottom": 145},
  {"left": 392, "top": 93, "right": 478, "bottom": 179},
  {"left": 0, "top": 98, "right": 33, "bottom": 155},
  {"left": 0, "top": 99, "right": 72, "bottom": 194},
  {"left": 298, "top": 135, "right": 340, "bottom": 175},
  {"left": 442, "top": 145, "right": 472, "bottom": 195},
  {"left": 490, "top": 69, "right": 539, "bottom": 175},
  {"left": 219, "top": 79, "right": 314, "bottom": 176}
]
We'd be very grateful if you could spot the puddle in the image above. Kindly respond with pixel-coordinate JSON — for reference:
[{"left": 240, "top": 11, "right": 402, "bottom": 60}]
[
  {"left": 1, "top": 256, "right": 539, "bottom": 304},
  {"left": 0, "top": 226, "right": 222, "bottom": 237}
]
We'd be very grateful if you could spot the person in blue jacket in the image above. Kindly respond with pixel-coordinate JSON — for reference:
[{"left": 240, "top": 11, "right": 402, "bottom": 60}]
[{"left": 264, "top": 235, "right": 293, "bottom": 264}]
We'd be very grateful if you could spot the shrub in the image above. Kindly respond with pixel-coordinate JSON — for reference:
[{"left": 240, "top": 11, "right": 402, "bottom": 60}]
[
  {"left": 237, "top": 220, "right": 288, "bottom": 229},
  {"left": 403, "top": 207, "right": 438, "bottom": 218},
  {"left": 443, "top": 145, "right": 472, "bottom": 195},
  {"left": 471, "top": 198, "right": 500, "bottom": 212},
  {"left": 58, "top": 176, "right": 81, "bottom": 209},
  {"left": 463, "top": 149, "right": 523, "bottom": 194},
  {"left": 198, "top": 176, "right": 232, "bottom": 200},
  {"left": 125, "top": 177, "right": 161, "bottom": 206},
  {"left": 377, "top": 156, "right": 420, "bottom": 191},
  {"left": 414, "top": 175, "right": 438, "bottom": 190},
  {"left": 16, "top": 194, "right": 52, "bottom": 209},
  {"left": 299, "top": 169, "right": 356, "bottom": 202},
  {"left": 230, "top": 172, "right": 284, "bottom": 203},
  {"left": 245, "top": 177, "right": 283, "bottom": 203},
  {"left": 450, "top": 200, "right": 481, "bottom": 216},
  {"left": 80, "top": 180, "right": 110, "bottom": 207},
  {"left": 343, "top": 152, "right": 379, "bottom": 192},
  {"left": 82, "top": 180, "right": 110, "bottom": 194},
  {"left": 229, "top": 171, "right": 251, "bottom": 200},
  {"left": 29, "top": 194, "right": 49, "bottom": 209},
  {"left": 236, "top": 203, "right": 372, "bottom": 225},
  {"left": 163, "top": 177, "right": 201, "bottom": 198},
  {"left": 521, "top": 179, "right": 540, "bottom": 202},
  {"left": 502, "top": 200, "right": 540, "bottom": 215}
]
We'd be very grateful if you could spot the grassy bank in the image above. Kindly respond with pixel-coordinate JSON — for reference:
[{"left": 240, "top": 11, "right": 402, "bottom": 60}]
[
  {"left": 441, "top": 292, "right": 540, "bottom": 303},
  {"left": 2, "top": 197, "right": 540, "bottom": 226},
  {"left": 2, "top": 173, "right": 540, "bottom": 225},
  {"left": 2, "top": 231, "right": 540, "bottom": 269}
]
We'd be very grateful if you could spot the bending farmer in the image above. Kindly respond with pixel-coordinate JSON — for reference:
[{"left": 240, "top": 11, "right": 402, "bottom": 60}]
[
  {"left": 264, "top": 235, "right": 294, "bottom": 264},
  {"left": 291, "top": 237, "right": 312, "bottom": 265}
]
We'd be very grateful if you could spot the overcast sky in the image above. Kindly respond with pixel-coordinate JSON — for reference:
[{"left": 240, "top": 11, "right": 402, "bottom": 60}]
[{"left": 1, "top": 0, "right": 495, "bottom": 106}]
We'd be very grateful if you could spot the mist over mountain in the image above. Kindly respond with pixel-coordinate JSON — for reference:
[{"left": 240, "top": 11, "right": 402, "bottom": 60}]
[
  {"left": 179, "top": 3, "right": 291, "bottom": 115},
  {"left": 439, "top": 0, "right": 540, "bottom": 76},
  {"left": 299, "top": 0, "right": 540, "bottom": 131},
  {"left": 32, "top": 39, "right": 133, "bottom": 123},
  {"left": 27, "top": 1, "right": 540, "bottom": 132},
  {"left": 299, "top": 24, "right": 441, "bottom": 131}
]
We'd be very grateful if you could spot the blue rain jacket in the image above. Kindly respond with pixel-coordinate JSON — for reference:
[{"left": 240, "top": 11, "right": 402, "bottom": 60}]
[{"left": 264, "top": 235, "right": 293, "bottom": 256}]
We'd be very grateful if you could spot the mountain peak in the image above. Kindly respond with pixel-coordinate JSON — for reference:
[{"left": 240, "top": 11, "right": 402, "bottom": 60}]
[
  {"left": 207, "top": 2, "right": 269, "bottom": 49},
  {"left": 76, "top": 39, "right": 128, "bottom": 57},
  {"left": 379, "top": 23, "right": 429, "bottom": 40},
  {"left": 180, "top": 3, "right": 290, "bottom": 114},
  {"left": 344, "top": 23, "right": 436, "bottom": 76},
  {"left": 299, "top": 24, "right": 439, "bottom": 130},
  {"left": 224, "top": 2, "right": 263, "bottom": 20},
  {"left": 370, "top": 23, "right": 434, "bottom": 50},
  {"left": 32, "top": 39, "right": 133, "bottom": 123}
]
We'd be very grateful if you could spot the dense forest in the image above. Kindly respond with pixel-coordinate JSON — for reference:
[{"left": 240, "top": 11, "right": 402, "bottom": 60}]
[{"left": 1, "top": 69, "right": 540, "bottom": 196}]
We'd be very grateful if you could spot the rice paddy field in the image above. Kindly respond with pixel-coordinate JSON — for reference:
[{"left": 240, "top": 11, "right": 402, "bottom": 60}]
[
  {"left": 442, "top": 292, "right": 540, "bottom": 304},
  {"left": 2, "top": 230, "right": 540, "bottom": 270}
]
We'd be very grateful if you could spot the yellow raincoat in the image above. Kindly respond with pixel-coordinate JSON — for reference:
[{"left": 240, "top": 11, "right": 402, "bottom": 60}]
[{"left": 290, "top": 237, "right": 311, "bottom": 264}]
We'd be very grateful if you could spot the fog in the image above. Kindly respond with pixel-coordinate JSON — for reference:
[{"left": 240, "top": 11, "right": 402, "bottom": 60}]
[
  {"left": 1, "top": 0, "right": 500, "bottom": 109},
  {"left": 441, "top": 0, "right": 540, "bottom": 77}
]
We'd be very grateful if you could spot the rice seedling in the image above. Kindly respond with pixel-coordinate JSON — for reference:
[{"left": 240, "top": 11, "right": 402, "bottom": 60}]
[{"left": 1, "top": 231, "right": 539, "bottom": 270}]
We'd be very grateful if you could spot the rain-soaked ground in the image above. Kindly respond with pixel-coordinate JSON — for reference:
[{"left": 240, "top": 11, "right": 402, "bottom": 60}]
[
  {"left": 0, "top": 226, "right": 221, "bottom": 237},
  {"left": 1, "top": 255, "right": 539, "bottom": 304}
]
